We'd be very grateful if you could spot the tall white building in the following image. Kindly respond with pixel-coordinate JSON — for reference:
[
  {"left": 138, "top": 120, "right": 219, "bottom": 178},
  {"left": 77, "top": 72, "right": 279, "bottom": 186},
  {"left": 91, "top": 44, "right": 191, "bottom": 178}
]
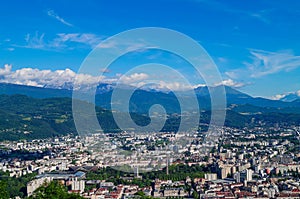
[
  {"left": 246, "top": 169, "right": 253, "bottom": 181},
  {"left": 234, "top": 169, "right": 253, "bottom": 183},
  {"left": 233, "top": 172, "right": 241, "bottom": 183},
  {"left": 71, "top": 178, "right": 85, "bottom": 193},
  {"left": 205, "top": 173, "right": 217, "bottom": 181}
]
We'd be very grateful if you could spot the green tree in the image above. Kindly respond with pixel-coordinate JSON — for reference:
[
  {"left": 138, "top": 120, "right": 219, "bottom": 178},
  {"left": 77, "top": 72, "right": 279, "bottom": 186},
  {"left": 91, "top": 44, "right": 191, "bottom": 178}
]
[
  {"left": 29, "top": 181, "right": 83, "bottom": 199},
  {"left": 0, "top": 181, "right": 9, "bottom": 199},
  {"left": 192, "top": 190, "right": 199, "bottom": 199},
  {"left": 135, "top": 190, "right": 146, "bottom": 196}
]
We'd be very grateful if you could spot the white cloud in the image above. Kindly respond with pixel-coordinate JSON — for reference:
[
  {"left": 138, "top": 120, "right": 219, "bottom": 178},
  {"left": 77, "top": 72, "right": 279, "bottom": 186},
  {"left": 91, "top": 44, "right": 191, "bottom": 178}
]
[
  {"left": 0, "top": 65, "right": 245, "bottom": 92},
  {"left": 193, "top": 84, "right": 206, "bottom": 88},
  {"left": 271, "top": 94, "right": 286, "bottom": 100},
  {"left": 94, "top": 37, "right": 153, "bottom": 54},
  {"left": 224, "top": 71, "right": 239, "bottom": 79},
  {"left": 270, "top": 90, "right": 300, "bottom": 101},
  {"left": 20, "top": 32, "right": 102, "bottom": 50},
  {"left": 20, "top": 32, "right": 151, "bottom": 52},
  {"left": 225, "top": 49, "right": 300, "bottom": 80},
  {"left": 117, "top": 73, "right": 200, "bottom": 91},
  {"left": 217, "top": 57, "right": 228, "bottom": 63},
  {"left": 118, "top": 72, "right": 206, "bottom": 91},
  {"left": 119, "top": 73, "right": 149, "bottom": 84},
  {"left": 246, "top": 49, "right": 300, "bottom": 78},
  {"left": 100, "top": 68, "right": 111, "bottom": 73},
  {"left": 47, "top": 10, "right": 73, "bottom": 27},
  {"left": 54, "top": 33, "right": 101, "bottom": 48},
  {"left": 0, "top": 64, "right": 12, "bottom": 76},
  {"left": 193, "top": 0, "right": 271, "bottom": 24},
  {"left": 0, "top": 65, "right": 104, "bottom": 89},
  {"left": 24, "top": 32, "right": 45, "bottom": 49},
  {"left": 0, "top": 65, "right": 192, "bottom": 91},
  {"left": 249, "top": 10, "right": 270, "bottom": 24},
  {"left": 6, "top": 48, "right": 15, "bottom": 51},
  {"left": 154, "top": 81, "right": 198, "bottom": 91},
  {"left": 214, "top": 79, "right": 245, "bottom": 88}
]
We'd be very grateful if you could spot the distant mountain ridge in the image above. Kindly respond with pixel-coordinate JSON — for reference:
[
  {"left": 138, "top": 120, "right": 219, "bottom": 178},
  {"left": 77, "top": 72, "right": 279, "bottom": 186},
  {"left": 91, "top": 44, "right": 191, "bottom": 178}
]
[
  {"left": 0, "top": 83, "right": 300, "bottom": 140},
  {"left": 278, "top": 93, "right": 300, "bottom": 102},
  {"left": 0, "top": 94, "right": 299, "bottom": 141},
  {"left": 1, "top": 82, "right": 300, "bottom": 113},
  {"left": 0, "top": 83, "right": 72, "bottom": 98}
]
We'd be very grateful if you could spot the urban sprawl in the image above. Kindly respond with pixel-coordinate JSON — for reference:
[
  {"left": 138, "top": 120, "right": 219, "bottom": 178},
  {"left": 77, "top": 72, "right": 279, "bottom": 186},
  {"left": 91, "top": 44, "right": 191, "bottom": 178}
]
[{"left": 1, "top": 125, "right": 300, "bottom": 199}]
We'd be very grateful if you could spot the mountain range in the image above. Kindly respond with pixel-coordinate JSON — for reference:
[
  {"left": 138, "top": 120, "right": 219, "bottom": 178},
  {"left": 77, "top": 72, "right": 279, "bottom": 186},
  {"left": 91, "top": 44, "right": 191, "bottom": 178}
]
[
  {"left": 1, "top": 82, "right": 300, "bottom": 112},
  {"left": 0, "top": 82, "right": 300, "bottom": 140}
]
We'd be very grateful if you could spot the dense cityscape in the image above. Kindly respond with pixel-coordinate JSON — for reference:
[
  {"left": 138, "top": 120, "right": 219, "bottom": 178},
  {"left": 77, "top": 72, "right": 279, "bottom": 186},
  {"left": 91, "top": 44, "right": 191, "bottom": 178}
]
[{"left": 1, "top": 123, "right": 300, "bottom": 198}]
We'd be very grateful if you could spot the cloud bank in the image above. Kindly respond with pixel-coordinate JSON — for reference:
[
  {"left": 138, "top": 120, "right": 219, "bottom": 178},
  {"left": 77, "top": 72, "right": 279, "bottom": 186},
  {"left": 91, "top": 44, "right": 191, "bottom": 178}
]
[
  {"left": 0, "top": 64, "right": 102, "bottom": 89},
  {"left": 0, "top": 65, "right": 243, "bottom": 92},
  {"left": 214, "top": 79, "right": 245, "bottom": 88},
  {"left": 0, "top": 65, "right": 207, "bottom": 91}
]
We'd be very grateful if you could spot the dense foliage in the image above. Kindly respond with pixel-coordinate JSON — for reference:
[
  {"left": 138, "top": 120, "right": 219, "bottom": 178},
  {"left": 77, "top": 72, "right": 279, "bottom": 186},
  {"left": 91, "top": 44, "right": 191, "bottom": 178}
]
[
  {"left": 0, "top": 171, "right": 36, "bottom": 198},
  {"left": 0, "top": 180, "right": 9, "bottom": 199},
  {"left": 28, "top": 181, "right": 84, "bottom": 199},
  {"left": 1, "top": 94, "right": 300, "bottom": 141},
  {"left": 86, "top": 164, "right": 209, "bottom": 188}
]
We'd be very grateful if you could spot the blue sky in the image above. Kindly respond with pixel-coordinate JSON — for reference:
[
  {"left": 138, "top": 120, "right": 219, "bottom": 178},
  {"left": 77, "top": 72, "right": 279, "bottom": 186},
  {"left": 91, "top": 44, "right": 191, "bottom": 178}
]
[{"left": 0, "top": 0, "right": 300, "bottom": 98}]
